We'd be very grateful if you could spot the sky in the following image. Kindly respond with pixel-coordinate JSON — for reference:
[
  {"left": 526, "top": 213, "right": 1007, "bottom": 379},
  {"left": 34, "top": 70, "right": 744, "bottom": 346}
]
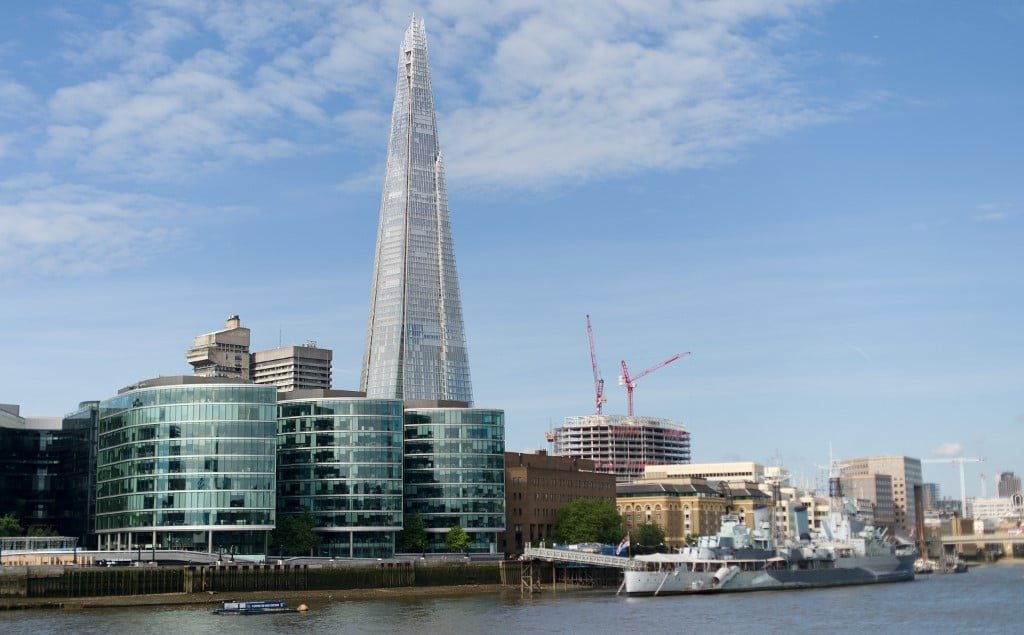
[{"left": 1, "top": 1, "right": 1021, "bottom": 500}]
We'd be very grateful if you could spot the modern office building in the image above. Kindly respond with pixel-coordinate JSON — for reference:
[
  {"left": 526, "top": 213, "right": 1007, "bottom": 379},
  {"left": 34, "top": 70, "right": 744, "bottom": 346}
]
[
  {"left": 95, "top": 376, "right": 277, "bottom": 554},
  {"left": 838, "top": 455, "right": 922, "bottom": 535},
  {"left": 840, "top": 473, "right": 896, "bottom": 530},
  {"left": 187, "top": 315, "right": 252, "bottom": 380},
  {"left": 276, "top": 392, "right": 404, "bottom": 558},
  {"left": 0, "top": 403, "right": 96, "bottom": 544},
  {"left": 500, "top": 451, "right": 617, "bottom": 556},
  {"left": 403, "top": 404, "right": 505, "bottom": 553},
  {"left": 253, "top": 343, "right": 333, "bottom": 392},
  {"left": 548, "top": 415, "right": 690, "bottom": 481},
  {"left": 998, "top": 472, "right": 1022, "bottom": 498},
  {"left": 361, "top": 17, "right": 473, "bottom": 404},
  {"left": 920, "top": 482, "right": 941, "bottom": 511}
]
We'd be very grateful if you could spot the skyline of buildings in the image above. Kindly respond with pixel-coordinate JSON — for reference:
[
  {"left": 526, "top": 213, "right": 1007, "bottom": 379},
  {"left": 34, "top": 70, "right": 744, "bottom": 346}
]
[{"left": 1, "top": 13, "right": 1019, "bottom": 560}]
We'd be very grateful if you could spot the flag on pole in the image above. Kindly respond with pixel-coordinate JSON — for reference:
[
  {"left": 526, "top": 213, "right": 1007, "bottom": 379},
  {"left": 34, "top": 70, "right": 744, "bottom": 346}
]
[{"left": 616, "top": 535, "right": 630, "bottom": 556}]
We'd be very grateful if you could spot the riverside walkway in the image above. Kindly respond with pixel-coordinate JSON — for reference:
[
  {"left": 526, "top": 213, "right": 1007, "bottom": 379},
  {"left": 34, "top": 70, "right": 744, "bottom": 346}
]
[{"left": 522, "top": 547, "right": 641, "bottom": 570}]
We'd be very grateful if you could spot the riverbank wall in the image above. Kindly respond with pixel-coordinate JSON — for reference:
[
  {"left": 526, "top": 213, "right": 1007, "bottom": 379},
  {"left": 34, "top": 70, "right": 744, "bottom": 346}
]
[{"left": 0, "top": 561, "right": 506, "bottom": 601}]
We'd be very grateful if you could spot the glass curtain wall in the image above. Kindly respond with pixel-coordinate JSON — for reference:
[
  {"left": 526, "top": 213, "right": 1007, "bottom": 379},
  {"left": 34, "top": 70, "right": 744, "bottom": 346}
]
[
  {"left": 404, "top": 408, "right": 505, "bottom": 553},
  {"left": 277, "top": 398, "right": 404, "bottom": 558},
  {"left": 95, "top": 383, "right": 277, "bottom": 555}
]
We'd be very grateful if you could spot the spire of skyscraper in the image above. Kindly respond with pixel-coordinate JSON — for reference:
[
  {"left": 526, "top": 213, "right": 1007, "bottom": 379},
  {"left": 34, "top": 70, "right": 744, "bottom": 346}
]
[{"left": 360, "top": 17, "right": 473, "bottom": 403}]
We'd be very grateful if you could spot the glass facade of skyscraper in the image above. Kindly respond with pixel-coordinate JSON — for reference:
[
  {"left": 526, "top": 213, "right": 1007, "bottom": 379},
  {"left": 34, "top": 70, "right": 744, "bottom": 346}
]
[
  {"left": 277, "top": 396, "right": 404, "bottom": 558},
  {"left": 361, "top": 17, "right": 473, "bottom": 403},
  {"left": 95, "top": 379, "right": 277, "bottom": 554},
  {"left": 404, "top": 408, "right": 505, "bottom": 553}
]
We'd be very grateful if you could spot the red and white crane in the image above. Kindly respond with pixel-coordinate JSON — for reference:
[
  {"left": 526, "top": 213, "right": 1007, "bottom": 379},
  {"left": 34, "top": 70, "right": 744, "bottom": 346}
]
[
  {"left": 619, "top": 352, "right": 690, "bottom": 417},
  {"left": 586, "top": 314, "right": 607, "bottom": 414}
]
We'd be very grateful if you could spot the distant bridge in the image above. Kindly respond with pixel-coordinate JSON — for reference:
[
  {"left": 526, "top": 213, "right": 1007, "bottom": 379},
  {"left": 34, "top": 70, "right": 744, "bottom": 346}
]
[{"left": 940, "top": 533, "right": 1024, "bottom": 546}]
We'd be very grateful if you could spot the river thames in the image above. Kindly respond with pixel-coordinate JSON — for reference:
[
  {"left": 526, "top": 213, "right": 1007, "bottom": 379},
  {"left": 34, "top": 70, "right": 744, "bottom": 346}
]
[{"left": 3, "top": 564, "right": 1021, "bottom": 634}]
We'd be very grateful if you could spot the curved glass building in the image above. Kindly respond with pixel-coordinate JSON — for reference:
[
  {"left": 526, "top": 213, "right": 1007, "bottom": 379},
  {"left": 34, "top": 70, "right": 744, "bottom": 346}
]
[
  {"left": 404, "top": 407, "right": 505, "bottom": 553},
  {"left": 95, "top": 377, "right": 277, "bottom": 554},
  {"left": 277, "top": 394, "right": 404, "bottom": 558}
]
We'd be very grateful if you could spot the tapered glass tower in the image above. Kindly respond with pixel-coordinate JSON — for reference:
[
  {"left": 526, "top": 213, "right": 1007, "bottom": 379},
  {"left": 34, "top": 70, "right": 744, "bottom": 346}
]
[{"left": 361, "top": 18, "right": 473, "bottom": 403}]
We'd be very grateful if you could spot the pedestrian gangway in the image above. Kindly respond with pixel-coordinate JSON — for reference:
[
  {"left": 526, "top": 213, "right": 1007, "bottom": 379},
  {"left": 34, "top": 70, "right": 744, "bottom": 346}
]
[{"left": 523, "top": 547, "right": 643, "bottom": 570}]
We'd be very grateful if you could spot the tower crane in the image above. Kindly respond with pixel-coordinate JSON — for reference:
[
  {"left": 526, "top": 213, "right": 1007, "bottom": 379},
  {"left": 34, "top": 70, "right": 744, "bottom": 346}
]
[
  {"left": 922, "top": 456, "right": 984, "bottom": 518},
  {"left": 585, "top": 315, "right": 607, "bottom": 415},
  {"left": 618, "top": 352, "right": 690, "bottom": 417}
]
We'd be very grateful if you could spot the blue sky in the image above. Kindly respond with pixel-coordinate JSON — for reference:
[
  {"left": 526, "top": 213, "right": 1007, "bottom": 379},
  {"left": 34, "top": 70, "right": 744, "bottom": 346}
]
[{"left": 1, "top": 1, "right": 1021, "bottom": 499}]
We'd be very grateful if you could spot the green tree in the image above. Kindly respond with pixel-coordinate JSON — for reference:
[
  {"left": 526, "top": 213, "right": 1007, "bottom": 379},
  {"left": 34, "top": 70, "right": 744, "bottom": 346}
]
[
  {"left": 0, "top": 514, "right": 22, "bottom": 537},
  {"left": 26, "top": 525, "right": 58, "bottom": 537},
  {"left": 553, "top": 498, "right": 623, "bottom": 545},
  {"left": 401, "top": 512, "right": 427, "bottom": 553},
  {"left": 444, "top": 524, "right": 470, "bottom": 553},
  {"left": 271, "top": 511, "right": 321, "bottom": 556},
  {"left": 629, "top": 522, "right": 666, "bottom": 554}
]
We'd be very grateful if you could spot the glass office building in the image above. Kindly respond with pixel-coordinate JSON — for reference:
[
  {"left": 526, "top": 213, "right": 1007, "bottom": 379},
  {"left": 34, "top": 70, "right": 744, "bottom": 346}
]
[
  {"left": 404, "top": 407, "right": 505, "bottom": 553},
  {"left": 361, "top": 17, "right": 473, "bottom": 403},
  {"left": 95, "top": 377, "right": 277, "bottom": 554},
  {"left": 277, "top": 394, "right": 404, "bottom": 558},
  {"left": 0, "top": 404, "right": 96, "bottom": 544}
]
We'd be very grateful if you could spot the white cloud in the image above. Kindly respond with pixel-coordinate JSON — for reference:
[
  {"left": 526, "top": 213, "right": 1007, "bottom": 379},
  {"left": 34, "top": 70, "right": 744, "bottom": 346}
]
[
  {"left": 0, "top": 78, "right": 35, "bottom": 119},
  {"left": 0, "top": 176, "right": 186, "bottom": 275},
  {"left": 37, "top": 0, "right": 847, "bottom": 183},
  {"left": 934, "top": 442, "right": 964, "bottom": 458}
]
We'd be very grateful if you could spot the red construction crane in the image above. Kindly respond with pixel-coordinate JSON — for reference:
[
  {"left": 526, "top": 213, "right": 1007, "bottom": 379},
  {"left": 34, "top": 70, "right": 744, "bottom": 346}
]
[
  {"left": 586, "top": 314, "right": 607, "bottom": 414},
  {"left": 619, "top": 352, "right": 690, "bottom": 417}
]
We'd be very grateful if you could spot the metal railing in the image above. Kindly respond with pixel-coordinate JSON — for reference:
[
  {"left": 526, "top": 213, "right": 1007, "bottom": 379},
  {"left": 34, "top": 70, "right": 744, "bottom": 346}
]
[{"left": 523, "top": 547, "right": 643, "bottom": 570}]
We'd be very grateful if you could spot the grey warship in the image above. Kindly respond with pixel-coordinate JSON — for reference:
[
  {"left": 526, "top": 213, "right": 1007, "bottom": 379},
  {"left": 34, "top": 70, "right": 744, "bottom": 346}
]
[{"left": 624, "top": 504, "right": 916, "bottom": 595}]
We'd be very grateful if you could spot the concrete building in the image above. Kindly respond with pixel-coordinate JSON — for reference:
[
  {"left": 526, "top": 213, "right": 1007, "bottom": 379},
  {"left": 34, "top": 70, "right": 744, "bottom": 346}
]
[
  {"left": 276, "top": 391, "right": 404, "bottom": 558},
  {"left": 252, "top": 343, "right": 332, "bottom": 392},
  {"left": 500, "top": 451, "right": 617, "bottom": 556},
  {"left": 967, "top": 497, "right": 1023, "bottom": 521},
  {"left": 186, "top": 315, "right": 251, "bottom": 380},
  {"left": 95, "top": 376, "right": 277, "bottom": 554},
  {"left": 549, "top": 414, "right": 690, "bottom": 481},
  {"left": 404, "top": 404, "right": 505, "bottom": 553},
  {"left": 838, "top": 455, "right": 922, "bottom": 535},
  {"left": 998, "top": 472, "right": 1022, "bottom": 498},
  {"left": 644, "top": 461, "right": 763, "bottom": 486},
  {"left": 617, "top": 480, "right": 728, "bottom": 549},
  {"left": 361, "top": 18, "right": 473, "bottom": 403},
  {"left": 840, "top": 473, "right": 896, "bottom": 530}
]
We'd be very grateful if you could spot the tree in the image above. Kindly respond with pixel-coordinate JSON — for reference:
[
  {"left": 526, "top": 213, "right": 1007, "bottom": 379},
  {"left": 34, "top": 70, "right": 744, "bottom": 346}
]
[
  {"left": 0, "top": 514, "right": 22, "bottom": 537},
  {"left": 629, "top": 522, "right": 666, "bottom": 554},
  {"left": 553, "top": 498, "right": 623, "bottom": 545},
  {"left": 401, "top": 512, "right": 427, "bottom": 554},
  {"left": 271, "top": 511, "right": 320, "bottom": 556},
  {"left": 27, "top": 525, "right": 57, "bottom": 537},
  {"left": 444, "top": 524, "right": 470, "bottom": 553}
]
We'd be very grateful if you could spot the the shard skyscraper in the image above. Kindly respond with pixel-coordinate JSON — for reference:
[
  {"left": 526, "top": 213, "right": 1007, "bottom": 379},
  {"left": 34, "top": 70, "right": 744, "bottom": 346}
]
[{"left": 360, "top": 17, "right": 473, "bottom": 404}]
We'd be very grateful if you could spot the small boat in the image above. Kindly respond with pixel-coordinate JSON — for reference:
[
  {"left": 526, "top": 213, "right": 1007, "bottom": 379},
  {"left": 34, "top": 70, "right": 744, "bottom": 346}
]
[
  {"left": 914, "top": 558, "right": 935, "bottom": 574},
  {"left": 213, "top": 600, "right": 308, "bottom": 615}
]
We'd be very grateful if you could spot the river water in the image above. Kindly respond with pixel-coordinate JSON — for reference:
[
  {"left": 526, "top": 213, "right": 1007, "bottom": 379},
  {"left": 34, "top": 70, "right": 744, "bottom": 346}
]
[{"left": 3, "top": 564, "right": 1022, "bottom": 634}]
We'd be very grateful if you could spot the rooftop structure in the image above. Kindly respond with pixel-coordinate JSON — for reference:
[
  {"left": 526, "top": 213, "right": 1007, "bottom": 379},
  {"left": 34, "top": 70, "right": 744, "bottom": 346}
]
[
  {"left": 252, "top": 343, "right": 333, "bottom": 392},
  {"left": 549, "top": 414, "right": 690, "bottom": 482},
  {"left": 186, "top": 315, "right": 251, "bottom": 380},
  {"left": 361, "top": 17, "right": 472, "bottom": 403},
  {"left": 643, "top": 461, "right": 763, "bottom": 486}
]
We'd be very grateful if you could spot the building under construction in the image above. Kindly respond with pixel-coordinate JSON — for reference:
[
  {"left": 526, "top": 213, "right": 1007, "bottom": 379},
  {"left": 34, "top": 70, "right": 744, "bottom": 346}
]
[{"left": 547, "top": 414, "right": 690, "bottom": 482}]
